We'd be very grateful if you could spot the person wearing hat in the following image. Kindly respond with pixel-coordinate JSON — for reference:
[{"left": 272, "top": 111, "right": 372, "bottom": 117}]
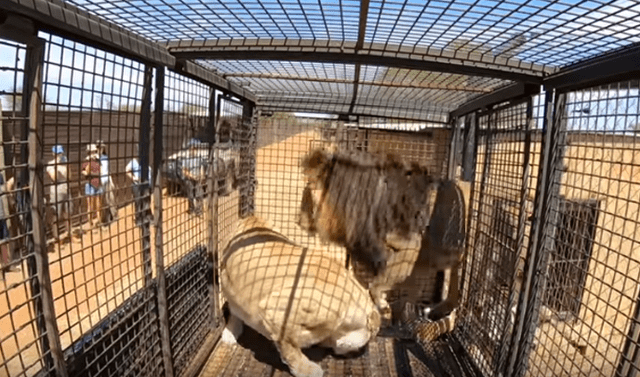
[
  {"left": 82, "top": 143, "right": 103, "bottom": 230},
  {"left": 46, "top": 145, "right": 73, "bottom": 244}
]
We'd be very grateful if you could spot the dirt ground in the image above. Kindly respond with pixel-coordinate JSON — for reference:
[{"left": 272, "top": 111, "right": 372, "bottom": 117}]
[
  {"left": 0, "top": 192, "right": 213, "bottom": 376},
  {"left": 0, "top": 129, "right": 326, "bottom": 377}
]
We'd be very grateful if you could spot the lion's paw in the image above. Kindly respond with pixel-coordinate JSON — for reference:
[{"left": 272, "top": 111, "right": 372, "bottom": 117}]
[
  {"left": 289, "top": 361, "right": 324, "bottom": 377},
  {"left": 220, "top": 315, "right": 243, "bottom": 345},
  {"left": 220, "top": 327, "right": 238, "bottom": 344}
]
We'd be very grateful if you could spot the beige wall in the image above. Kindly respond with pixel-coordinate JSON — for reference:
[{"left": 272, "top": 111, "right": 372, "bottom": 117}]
[{"left": 471, "top": 133, "right": 640, "bottom": 375}]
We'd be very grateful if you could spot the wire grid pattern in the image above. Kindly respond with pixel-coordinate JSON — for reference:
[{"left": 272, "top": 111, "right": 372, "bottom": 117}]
[
  {"left": 218, "top": 218, "right": 378, "bottom": 376},
  {"left": 215, "top": 96, "right": 246, "bottom": 253},
  {"left": 159, "top": 69, "right": 218, "bottom": 376},
  {"left": 237, "top": 107, "right": 257, "bottom": 219},
  {"left": 38, "top": 31, "right": 149, "bottom": 353},
  {"left": 251, "top": 113, "right": 336, "bottom": 247},
  {"left": 69, "top": 0, "right": 640, "bottom": 72},
  {"left": 526, "top": 81, "right": 640, "bottom": 377},
  {"left": 199, "top": 60, "right": 505, "bottom": 122},
  {"left": 199, "top": 331, "right": 479, "bottom": 377},
  {"left": 63, "top": 288, "right": 162, "bottom": 377},
  {"left": 456, "top": 100, "right": 535, "bottom": 376},
  {"left": 165, "top": 245, "right": 211, "bottom": 377},
  {"left": 201, "top": 60, "right": 355, "bottom": 118},
  {"left": 252, "top": 113, "right": 452, "bottom": 306},
  {"left": 0, "top": 38, "right": 50, "bottom": 377},
  {"left": 365, "top": 125, "right": 452, "bottom": 308},
  {"left": 4, "top": 3, "right": 640, "bottom": 376},
  {"left": 211, "top": 96, "right": 248, "bottom": 325},
  {"left": 161, "top": 69, "right": 211, "bottom": 268},
  {"left": 61, "top": 0, "right": 640, "bottom": 120},
  {"left": 367, "top": 127, "right": 451, "bottom": 178}
]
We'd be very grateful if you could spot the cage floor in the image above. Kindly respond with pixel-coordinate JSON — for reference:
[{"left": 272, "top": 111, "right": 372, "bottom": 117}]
[{"left": 198, "top": 325, "right": 483, "bottom": 377}]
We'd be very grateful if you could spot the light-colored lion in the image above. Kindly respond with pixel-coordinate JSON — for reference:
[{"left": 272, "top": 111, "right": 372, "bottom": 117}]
[{"left": 220, "top": 215, "right": 381, "bottom": 377}]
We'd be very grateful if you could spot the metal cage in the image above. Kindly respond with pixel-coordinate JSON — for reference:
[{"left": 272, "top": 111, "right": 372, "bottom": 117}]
[{"left": 2, "top": 1, "right": 640, "bottom": 377}]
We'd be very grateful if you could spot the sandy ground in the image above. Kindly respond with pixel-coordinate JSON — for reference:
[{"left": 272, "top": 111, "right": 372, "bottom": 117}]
[
  {"left": 0, "top": 192, "right": 212, "bottom": 376},
  {"left": 0, "top": 129, "right": 330, "bottom": 377}
]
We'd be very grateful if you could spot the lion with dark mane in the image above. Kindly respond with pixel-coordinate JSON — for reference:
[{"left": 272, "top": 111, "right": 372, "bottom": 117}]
[
  {"left": 299, "top": 148, "right": 437, "bottom": 273},
  {"left": 299, "top": 148, "right": 469, "bottom": 329}
]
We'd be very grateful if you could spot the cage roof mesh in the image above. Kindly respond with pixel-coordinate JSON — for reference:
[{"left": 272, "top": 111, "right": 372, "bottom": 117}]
[{"left": 63, "top": 0, "right": 640, "bottom": 122}]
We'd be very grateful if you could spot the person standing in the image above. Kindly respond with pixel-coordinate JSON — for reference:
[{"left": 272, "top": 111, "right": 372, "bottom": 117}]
[
  {"left": 82, "top": 144, "right": 103, "bottom": 230},
  {"left": 125, "top": 157, "right": 151, "bottom": 226},
  {"left": 96, "top": 140, "right": 117, "bottom": 225},
  {"left": 46, "top": 145, "right": 73, "bottom": 243}
]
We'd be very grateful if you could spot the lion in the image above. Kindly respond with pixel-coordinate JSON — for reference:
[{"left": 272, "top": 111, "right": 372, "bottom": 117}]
[
  {"left": 298, "top": 149, "right": 436, "bottom": 275},
  {"left": 394, "top": 179, "right": 470, "bottom": 323},
  {"left": 298, "top": 149, "right": 469, "bottom": 327},
  {"left": 220, "top": 215, "right": 381, "bottom": 377}
]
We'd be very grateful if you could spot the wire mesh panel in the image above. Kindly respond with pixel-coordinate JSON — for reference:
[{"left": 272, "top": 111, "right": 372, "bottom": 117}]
[
  {"left": 456, "top": 98, "right": 541, "bottom": 376},
  {"left": 60, "top": 0, "right": 640, "bottom": 120},
  {"left": 525, "top": 81, "right": 640, "bottom": 377},
  {"left": 7, "top": 1, "right": 640, "bottom": 377},
  {"left": 366, "top": 129, "right": 450, "bottom": 179},
  {"left": 165, "top": 246, "right": 210, "bottom": 377},
  {"left": 63, "top": 287, "right": 161, "bottom": 377},
  {"left": 253, "top": 113, "right": 337, "bottom": 244},
  {"left": 237, "top": 104, "right": 257, "bottom": 219},
  {"left": 0, "top": 37, "right": 51, "bottom": 377},
  {"left": 36, "top": 32, "right": 163, "bottom": 376},
  {"left": 161, "top": 69, "right": 215, "bottom": 376},
  {"left": 215, "top": 95, "right": 246, "bottom": 251},
  {"left": 161, "top": 70, "right": 211, "bottom": 268},
  {"left": 252, "top": 114, "right": 453, "bottom": 311},
  {"left": 353, "top": 120, "right": 452, "bottom": 309}
]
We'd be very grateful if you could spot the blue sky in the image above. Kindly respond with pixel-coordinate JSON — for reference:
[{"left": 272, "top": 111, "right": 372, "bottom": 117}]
[{"left": 66, "top": 0, "right": 640, "bottom": 68}]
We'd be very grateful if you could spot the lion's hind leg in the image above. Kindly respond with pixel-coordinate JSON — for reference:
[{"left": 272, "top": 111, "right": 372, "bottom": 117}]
[
  {"left": 221, "top": 313, "right": 244, "bottom": 345},
  {"left": 426, "top": 265, "right": 460, "bottom": 321},
  {"left": 327, "top": 328, "right": 371, "bottom": 356}
]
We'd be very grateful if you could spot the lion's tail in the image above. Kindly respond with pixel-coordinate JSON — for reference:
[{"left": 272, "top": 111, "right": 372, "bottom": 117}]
[{"left": 412, "top": 309, "right": 457, "bottom": 344}]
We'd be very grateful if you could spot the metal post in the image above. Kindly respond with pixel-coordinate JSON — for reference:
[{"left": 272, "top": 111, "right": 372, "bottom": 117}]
[
  {"left": 500, "top": 96, "right": 534, "bottom": 375},
  {"left": 240, "top": 99, "right": 256, "bottom": 218},
  {"left": 460, "top": 111, "right": 479, "bottom": 308},
  {"left": 617, "top": 290, "right": 640, "bottom": 376},
  {"left": 447, "top": 116, "right": 463, "bottom": 180},
  {"left": 25, "top": 38, "right": 69, "bottom": 377},
  {"left": 467, "top": 107, "right": 494, "bottom": 315},
  {"left": 461, "top": 112, "right": 477, "bottom": 183},
  {"left": 510, "top": 91, "right": 567, "bottom": 377},
  {"left": 206, "top": 87, "right": 220, "bottom": 328},
  {"left": 139, "top": 65, "right": 153, "bottom": 286},
  {"left": 152, "top": 67, "right": 175, "bottom": 377}
]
